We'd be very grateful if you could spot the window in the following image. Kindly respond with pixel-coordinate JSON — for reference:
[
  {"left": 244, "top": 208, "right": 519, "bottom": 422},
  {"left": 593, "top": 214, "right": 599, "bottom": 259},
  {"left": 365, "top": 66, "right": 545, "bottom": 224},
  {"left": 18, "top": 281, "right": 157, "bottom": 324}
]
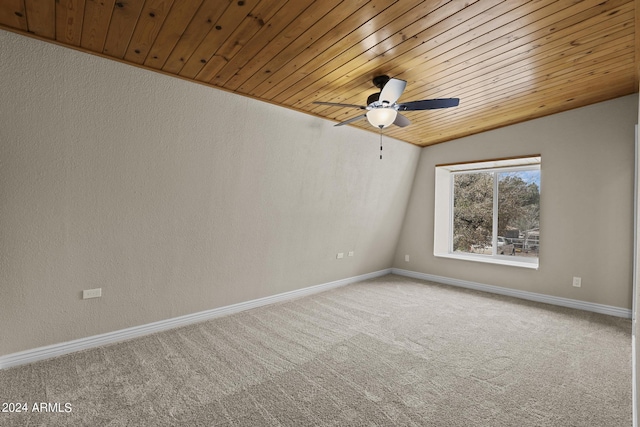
[{"left": 434, "top": 156, "right": 540, "bottom": 268}]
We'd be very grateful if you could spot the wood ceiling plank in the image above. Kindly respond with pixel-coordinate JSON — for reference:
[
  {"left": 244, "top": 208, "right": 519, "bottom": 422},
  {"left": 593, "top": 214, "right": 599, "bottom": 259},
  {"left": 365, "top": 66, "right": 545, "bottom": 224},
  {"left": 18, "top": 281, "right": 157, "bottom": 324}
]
[
  {"left": 362, "top": 1, "right": 616, "bottom": 108},
  {"left": 254, "top": 0, "right": 461, "bottom": 102},
  {"left": 24, "top": 0, "right": 55, "bottom": 38},
  {"left": 635, "top": 0, "right": 640, "bottom": 89},
  {"left": 0, "top": 1, "right": 28, "bottom": 31},
  {"left": 417, "top": 87, "right": 633, "bottom": 145},
  {"left": 80, "top": 0, "right": 116, "bottom": 52},
  {"left": 303, "top": 0, "right": 527, "bottom": 115},
  {"left": 206, "top": 0, "right": 332, "bottom": 87},
  {"left": 403, "top": 0, "right": 633, "bottom": 101},
  {"left": 195, "top": 0, "right": 304, "bottom": 84},
  {"left": 56, "top": 0, "right": 85, "bottom": 46},
  {"left": 421, "top": 36, "right": 635, "bottom": 124},
  {"left": 329, "top": 48, "right": 634, "bottom": 144},
  {"left": 275, "top": 0, "right": 517, "bottom": 109},
  {"left": 102, "top": 0, "right": 145, "bottom": 58},
  {"left": 421, "top": 62, "right": 634, "bottom": 139},
  {"left": 226, "top": 0, "right": 369, "bottom": 92},
  {"left": 463, "top": 32, "right": 633, "bottom": 104},
  {"left": 247, "top": 0, "right": 424, "bottom": 98},
  {"left": 161, "top": 0, "right": 231, "bottom": 74},
  {"left": 234, "top": 0, "right": 378, "bottom": 95},
  {"left": 309, "top": 0, "right": 630, "bottom": 116},
  {"left": 321, "top": 0, "right": 531, "bottom": 102},
  {"left": 403, "top": 15, "right": 633, "bottom": 124},
  {"left": 413, "top": 56, "right": 634, "bottom": 136},
  {"left": 408, "top": 8, "right": 635, "bottom": 119},
  {"left": 400, "top": 53, "right": 634, "bottom": 134},
  {"left": 124, "top": 0, "right": 175, "bottom": 63},
  {"left": 155, "top": 0, "right": 224, "bottom": 72},
  {"left": 307, "top": 0, "right": 590, "bottom": 115},
  {"left": 256, "top": 1, "right": 430, "bottom": 99},
  {"left": 384, "top": 78, "right": 633, "bottom": 146},
  {"left": 143, "top": 0, "right": 203, "bottom": 69},
  {"left": 177, "top": 0, "right": 263, "bottom": 79},
  {"left": 414, "top": 77, "right": 635, "bottom": 145}
]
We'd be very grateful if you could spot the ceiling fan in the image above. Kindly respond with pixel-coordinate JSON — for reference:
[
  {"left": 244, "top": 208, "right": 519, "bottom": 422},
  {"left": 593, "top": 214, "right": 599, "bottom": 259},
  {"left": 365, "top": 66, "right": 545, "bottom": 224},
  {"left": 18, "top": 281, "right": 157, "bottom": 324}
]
[{"left": 313, "top": 75, "right": 459, "bottom": 129}]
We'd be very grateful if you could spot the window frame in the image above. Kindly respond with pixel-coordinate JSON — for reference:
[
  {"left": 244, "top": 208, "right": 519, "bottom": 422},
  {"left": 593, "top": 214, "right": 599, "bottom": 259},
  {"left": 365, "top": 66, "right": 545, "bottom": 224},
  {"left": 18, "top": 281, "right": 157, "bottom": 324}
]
[{"left": 434, "top": 156, "right": 540, "bottom": 269}]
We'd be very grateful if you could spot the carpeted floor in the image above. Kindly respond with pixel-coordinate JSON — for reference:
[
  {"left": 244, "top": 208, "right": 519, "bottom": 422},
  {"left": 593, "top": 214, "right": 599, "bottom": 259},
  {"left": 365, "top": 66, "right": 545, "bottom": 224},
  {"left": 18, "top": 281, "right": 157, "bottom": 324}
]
[{"left": 0, "top": 274, "right": 632, "bottom": 426}]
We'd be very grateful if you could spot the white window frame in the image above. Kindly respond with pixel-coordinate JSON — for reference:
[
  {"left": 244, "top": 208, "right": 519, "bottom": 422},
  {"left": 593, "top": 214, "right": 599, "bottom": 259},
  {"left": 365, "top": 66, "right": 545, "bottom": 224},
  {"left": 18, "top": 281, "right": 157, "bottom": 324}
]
[{"left": 434, "top": 156, "right": 540, "bottom": 269}]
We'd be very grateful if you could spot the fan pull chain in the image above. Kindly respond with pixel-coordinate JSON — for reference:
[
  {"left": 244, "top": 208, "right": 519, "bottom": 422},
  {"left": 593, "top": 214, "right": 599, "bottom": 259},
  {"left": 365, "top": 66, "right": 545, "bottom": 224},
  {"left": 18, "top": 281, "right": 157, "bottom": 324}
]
[{"left": 379, "top": 126, "right": 383, "bottom": 160}]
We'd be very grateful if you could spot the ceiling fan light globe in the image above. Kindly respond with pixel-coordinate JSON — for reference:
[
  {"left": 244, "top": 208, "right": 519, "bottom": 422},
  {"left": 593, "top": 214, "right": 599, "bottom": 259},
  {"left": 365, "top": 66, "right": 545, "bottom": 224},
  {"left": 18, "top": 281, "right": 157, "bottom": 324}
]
[{"left": 366, "top": 108, "right": 397, "bottom": 128}]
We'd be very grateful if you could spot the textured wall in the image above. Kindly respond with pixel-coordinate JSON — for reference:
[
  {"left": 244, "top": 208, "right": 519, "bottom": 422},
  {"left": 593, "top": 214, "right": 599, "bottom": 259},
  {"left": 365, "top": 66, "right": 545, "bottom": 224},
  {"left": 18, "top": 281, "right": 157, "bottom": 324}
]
[
  {"left": 635, "top": 94, "right": 640, "bottom": 421},
  {"left": 0, "top": 30, "right": 420, "bottom": 355},
  {"left": 394, "top": 94, "right": 638, "bottom": 309}
]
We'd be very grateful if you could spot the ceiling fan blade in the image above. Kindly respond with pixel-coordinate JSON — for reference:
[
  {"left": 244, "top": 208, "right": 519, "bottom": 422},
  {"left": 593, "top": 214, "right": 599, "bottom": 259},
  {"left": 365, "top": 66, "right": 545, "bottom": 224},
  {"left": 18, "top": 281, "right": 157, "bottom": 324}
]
[
  {"left": 397, "top": 98, "right": 460, "bottom": 111},
  {"left": 313, "top": 101, "right": 366, "bottom": 109},
  {"left": 393, "top": 113, "right": 411, "bottom": 128},
  {"left": 334, "top": 114, "right": 367, "bottom": 126},
  {"left": 379, "top": 78, "right": 406, "bottom": 105}
]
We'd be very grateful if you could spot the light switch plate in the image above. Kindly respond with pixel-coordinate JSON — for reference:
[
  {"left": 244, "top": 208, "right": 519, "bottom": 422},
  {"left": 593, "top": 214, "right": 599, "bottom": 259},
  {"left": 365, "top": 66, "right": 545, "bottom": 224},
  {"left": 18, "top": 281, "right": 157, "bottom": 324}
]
[{"left": 83, "top": 288, "right": 102, "bottom": 299}]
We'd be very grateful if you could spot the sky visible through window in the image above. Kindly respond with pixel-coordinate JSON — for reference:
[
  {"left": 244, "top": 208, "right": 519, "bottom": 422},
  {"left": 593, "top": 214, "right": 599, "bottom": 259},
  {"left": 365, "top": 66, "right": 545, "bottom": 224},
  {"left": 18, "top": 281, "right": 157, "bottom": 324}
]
[{"left": 512, "top": 170, "right": 540, "bottom": 187}]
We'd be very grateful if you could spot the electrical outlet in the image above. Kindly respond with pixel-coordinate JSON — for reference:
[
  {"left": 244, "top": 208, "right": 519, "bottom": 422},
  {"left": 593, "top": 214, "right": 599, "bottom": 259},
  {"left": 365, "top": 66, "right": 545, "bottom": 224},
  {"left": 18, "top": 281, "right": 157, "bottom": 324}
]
[
  {"left": 83, "top": 288, "right": 102, "bottom": 299},
  {"left": 336, "top": 253, "right": 344, "bottom": 259},
  {"left": 348, "top": 251, "right": 354, "bottom": 257},
  {"left": 572, "top": 277, "right": 581, "bottom": 288},
  {"left": 405, "top": 254, "right": 410, "bottom": 262}
]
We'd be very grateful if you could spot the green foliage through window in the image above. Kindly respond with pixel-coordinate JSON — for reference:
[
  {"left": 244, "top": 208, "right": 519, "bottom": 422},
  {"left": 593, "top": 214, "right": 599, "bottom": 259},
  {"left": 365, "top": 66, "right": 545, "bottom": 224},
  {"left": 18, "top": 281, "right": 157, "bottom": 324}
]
[{"left": 453, "top": 168, "right": 540, "bottom": 259}]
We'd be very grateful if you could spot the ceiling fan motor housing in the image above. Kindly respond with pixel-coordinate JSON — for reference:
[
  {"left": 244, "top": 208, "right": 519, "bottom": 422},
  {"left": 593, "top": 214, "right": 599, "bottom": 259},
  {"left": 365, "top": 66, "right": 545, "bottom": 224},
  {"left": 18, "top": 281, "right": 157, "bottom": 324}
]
[
  {"left": 367, "top": 92, "right": 380, "bottom": 106},
  {"left": 372, "top": 75, "right": 390, "bottom": 89}
]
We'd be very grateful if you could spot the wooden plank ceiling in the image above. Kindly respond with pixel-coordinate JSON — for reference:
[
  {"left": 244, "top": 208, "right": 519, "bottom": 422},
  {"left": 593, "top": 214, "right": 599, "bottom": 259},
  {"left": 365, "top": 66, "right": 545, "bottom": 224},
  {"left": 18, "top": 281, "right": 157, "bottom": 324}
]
[{"left": 0, "top": 0, "right": 637, "bottom": 146}]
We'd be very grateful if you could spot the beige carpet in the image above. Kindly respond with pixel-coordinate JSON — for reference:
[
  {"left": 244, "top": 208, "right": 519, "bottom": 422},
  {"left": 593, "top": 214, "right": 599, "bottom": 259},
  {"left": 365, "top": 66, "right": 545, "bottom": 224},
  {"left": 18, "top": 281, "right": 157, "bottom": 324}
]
[{"left": 0, "top": 274, "right": 632, "bottom": 426}]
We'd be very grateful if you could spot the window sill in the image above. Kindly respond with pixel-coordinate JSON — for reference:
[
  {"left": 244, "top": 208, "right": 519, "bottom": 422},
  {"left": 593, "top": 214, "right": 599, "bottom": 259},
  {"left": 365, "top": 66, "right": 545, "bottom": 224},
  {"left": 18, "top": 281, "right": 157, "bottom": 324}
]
[{"left": 434, "top": 252, "right": 539, "bottom": 270}]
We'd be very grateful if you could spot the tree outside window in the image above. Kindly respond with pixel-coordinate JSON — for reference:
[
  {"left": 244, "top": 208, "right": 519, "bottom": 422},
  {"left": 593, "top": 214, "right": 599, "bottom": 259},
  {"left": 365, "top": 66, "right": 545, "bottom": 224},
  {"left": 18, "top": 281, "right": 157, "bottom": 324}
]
[{"left": 453, "top": 169, "right": 540, "bottom": 259}]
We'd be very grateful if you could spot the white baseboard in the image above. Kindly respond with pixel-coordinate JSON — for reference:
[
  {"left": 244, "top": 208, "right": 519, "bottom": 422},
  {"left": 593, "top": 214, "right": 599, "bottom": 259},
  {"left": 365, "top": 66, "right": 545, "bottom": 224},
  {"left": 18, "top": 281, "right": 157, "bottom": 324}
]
[
  {"left": 0, "top": 269, "right": 391, "bottom": 370},
  {"left": 391, "top": 268, "right": 632, "bottom": 319}
]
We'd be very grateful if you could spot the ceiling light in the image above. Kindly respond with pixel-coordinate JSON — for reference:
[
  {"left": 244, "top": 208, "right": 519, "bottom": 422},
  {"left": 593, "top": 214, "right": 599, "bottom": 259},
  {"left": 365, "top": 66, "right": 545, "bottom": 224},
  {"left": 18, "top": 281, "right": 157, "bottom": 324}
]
[{"left": 366, "top": 108, "right": 397, "bottom": 128}]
